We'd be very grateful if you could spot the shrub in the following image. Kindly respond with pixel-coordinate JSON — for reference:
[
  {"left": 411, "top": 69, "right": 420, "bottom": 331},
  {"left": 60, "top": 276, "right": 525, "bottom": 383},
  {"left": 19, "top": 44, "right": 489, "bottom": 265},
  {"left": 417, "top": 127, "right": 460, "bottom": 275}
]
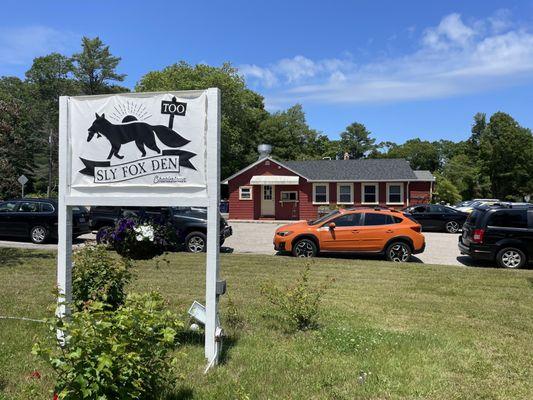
[
  {"left": 260, "top": 263, "right": 330, "bottom": 331},
  {"left": 33, "top": 292, "right": 184, "bottom": 400},
  {"left": 102, "top": 217, "right": 178, "bottom": 260},
  {"left": 72, "top": 245, "right": 132, "bottom": 310}
]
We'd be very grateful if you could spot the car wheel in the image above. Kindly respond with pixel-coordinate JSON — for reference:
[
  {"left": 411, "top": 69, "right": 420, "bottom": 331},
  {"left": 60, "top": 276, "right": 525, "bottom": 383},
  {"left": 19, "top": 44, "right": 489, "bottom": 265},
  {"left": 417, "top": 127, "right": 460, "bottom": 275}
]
[
  {"left": 292, "top": 238, "right": 317, "bottom": 258},
  {"left": 496, "top": 247, "right": 526, "bottom": 269},
  {"left": 185, "top": 232, "right": 207, "bottom": 253},
  {"left": 96, "top": 226, "right": 113, "bottom": 245},
  {"left": 445, "top": 221, "right": 460, "bottom": 233},
  {"left": 30, "top": 225, "right": 48, "bottom": 244},
  {"left": 386, "top": 241, "right": 412, "bottom": 262}
]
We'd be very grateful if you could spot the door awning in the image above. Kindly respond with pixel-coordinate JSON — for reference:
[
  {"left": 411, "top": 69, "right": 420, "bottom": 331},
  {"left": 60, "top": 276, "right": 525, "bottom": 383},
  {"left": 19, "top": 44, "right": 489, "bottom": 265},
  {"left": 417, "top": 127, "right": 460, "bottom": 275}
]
[{"left": 250, "top": 175, "right": 299, "bottom": 185}]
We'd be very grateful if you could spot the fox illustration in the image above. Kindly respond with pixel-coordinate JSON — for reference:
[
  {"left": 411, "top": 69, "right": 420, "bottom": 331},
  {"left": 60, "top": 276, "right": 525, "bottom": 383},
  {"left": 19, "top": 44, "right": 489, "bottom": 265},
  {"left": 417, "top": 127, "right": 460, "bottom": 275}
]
[{"left": 87, "top": 113, "right": 190, "bottom": 160}]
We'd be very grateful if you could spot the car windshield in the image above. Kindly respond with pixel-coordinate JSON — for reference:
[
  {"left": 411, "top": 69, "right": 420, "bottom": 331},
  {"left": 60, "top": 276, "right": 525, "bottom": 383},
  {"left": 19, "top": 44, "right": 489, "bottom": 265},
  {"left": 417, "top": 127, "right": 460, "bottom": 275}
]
[{"left": 308, "top": 210, "right": 340, "bottom": 225}]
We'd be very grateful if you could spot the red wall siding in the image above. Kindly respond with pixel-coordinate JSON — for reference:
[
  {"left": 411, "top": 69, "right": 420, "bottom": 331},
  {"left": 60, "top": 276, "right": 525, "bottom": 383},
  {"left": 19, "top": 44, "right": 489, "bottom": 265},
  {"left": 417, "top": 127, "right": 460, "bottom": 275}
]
[
  {"left": 228, "top": 158, "right": 434, "bottom": 219},
  {"left": 228, "top": 185, "right": 254, "bottom": 220},
  {"left": 354, "top": 183, "right": 362, "bottom": 204},
  {"left": 329, "top": 183, "right": 337, "bottom": 204},
  {"left": 409, "top": 181, "right": 433, "bottom": 205},
  {"left": 275, "top": 185, "right": 300, "bottom": 220},
  {"left": 299, "top": 182, "right": 319, "bottom": 220},
  {"left": 228, "top": 159, "right": 300, "bottom": 219}
]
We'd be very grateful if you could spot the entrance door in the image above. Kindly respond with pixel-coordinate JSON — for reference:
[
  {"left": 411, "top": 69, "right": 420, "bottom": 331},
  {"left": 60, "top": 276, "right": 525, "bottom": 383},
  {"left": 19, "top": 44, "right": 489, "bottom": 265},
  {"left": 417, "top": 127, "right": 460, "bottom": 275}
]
[{"left": 261, "top": 185, "right": 275, "bottom": 217}]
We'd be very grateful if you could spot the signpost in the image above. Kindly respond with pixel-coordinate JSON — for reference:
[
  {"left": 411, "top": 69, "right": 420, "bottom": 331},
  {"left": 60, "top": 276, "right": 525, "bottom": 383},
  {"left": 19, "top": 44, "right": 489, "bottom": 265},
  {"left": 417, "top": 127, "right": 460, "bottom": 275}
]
[
  {"left": 57, "top": 89, "right": 223, "bottom": 367},
  {"left": 18, "top": 175, "right": 28, "bottom": 197}
]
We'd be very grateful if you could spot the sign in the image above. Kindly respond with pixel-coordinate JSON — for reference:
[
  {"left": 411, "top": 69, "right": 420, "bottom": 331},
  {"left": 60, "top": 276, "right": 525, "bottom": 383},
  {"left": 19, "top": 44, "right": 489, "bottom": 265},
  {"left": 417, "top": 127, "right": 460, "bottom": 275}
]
[
  {"left": 65, "top": 91, "right": 210, "bottom": 204},
  {"left": 18, "top": 175, "right": 28, "bottom": 185},
  {"left": 57, "top": 89, "right": 223, "bottom": 369}
]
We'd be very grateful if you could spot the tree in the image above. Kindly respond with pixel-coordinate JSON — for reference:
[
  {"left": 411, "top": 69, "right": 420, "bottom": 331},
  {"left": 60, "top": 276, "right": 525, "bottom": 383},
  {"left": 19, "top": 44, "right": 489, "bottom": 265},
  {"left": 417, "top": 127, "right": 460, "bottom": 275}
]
[
  {"left": 466, "top": 112, "right": 486, "bottom": 158},
  {"left": 257, "top": 105, "right": 325, "bottom": 160},
  {"left": 72, "top": 37, "right": 126, "bottom": 95},
  {"left": 0, "top": 98, "right": 40, "bottom": 198},
  {"left": 25, "top": 53, "right": 80, "bottom": 195},
  {"left": 442, "top": 154, "right": 489, "bottom": 200},
  {"left": 136, "top": 62, "right": 268, "bottom": 178},
  {"left": 386, "top": 139, "right": 440, "bottom": 171},
  {"left": 479, "top": 112, "right": 533, "bottom": 199},
  {"left": 434, "top": 173, "right": 462, "bottom": 204},
  {"left": 339, "top": 122, "right": 377, "bottom": 159}
]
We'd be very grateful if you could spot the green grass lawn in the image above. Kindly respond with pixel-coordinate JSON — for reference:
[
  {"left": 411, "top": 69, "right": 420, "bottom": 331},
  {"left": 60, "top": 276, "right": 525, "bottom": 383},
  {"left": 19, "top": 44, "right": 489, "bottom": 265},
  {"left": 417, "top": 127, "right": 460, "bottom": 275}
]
[{"left": 1, "top": 247, "right": 532, "bottom": 399}]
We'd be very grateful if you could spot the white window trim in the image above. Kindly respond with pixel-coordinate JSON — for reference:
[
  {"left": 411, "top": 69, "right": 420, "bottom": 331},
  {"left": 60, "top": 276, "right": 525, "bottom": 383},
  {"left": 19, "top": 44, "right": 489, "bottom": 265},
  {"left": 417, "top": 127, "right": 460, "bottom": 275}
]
[
  {"left": 312, "top": 183, "right": 329, "bottom": 205},
  {"left": 239, "top": 186, "right": 253, "bottom": 200},
  {"left": 386, "top": 183, "right": 404, "bottom": 205},
  {"left": 336, "top": 183, "right": 354, "bottom": 205},
  {"left": 361, "top": 183, "right": 379, "bottom": 205},
  {"left": 280, "top": 191, "right": 298, "bottom": 202}
]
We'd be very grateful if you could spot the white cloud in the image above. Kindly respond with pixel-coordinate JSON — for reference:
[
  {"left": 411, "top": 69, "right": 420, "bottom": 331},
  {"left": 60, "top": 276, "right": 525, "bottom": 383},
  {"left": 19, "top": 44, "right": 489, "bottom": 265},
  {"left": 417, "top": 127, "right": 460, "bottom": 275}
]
[
  {"left": 239, "top": 10, "right": 533, "bottom": 108},
  {"left": 422, "top": 13, "right": 475, "bottom": 49},
  {"left": 238, "top": 64, "right": 278, "bottom": 88},
  {"left": 0, "top": 26, "right": 79, "bottom": 68}
]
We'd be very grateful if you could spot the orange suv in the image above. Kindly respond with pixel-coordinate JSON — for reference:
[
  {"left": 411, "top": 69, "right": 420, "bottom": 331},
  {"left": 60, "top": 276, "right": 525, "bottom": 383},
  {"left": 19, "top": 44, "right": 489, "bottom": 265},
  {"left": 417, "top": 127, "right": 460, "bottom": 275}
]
[{"left": 274, "top": 208, "right": 425, "bottom": 262}]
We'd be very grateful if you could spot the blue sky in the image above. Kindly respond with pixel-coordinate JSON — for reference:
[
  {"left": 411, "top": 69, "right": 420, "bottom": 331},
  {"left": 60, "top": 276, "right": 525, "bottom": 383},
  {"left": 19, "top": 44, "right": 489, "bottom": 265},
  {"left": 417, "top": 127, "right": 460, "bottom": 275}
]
[{"left": 2, "top": 0, "right": 533, "bottom": 143}]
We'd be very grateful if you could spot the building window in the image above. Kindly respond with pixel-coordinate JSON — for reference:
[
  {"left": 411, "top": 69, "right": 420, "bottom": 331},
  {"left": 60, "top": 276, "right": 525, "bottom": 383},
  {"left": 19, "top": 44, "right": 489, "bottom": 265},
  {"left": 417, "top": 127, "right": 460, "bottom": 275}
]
[
  {"left": 263, "top": 185, "right": 273, "bottom": 200},
  {"left": 386, "top": 183, "right": 404, "bottom": 205},
  {"left": 239, "top": 186, "right": 252, "bottom": 200},
  {"left": 362, "top": 183, "right": 379, "bottom": 204},
  {"left": 313, "top": 183, "right": 329, "bottom": 204},
  {"left": 281, "top": 191, "right": 298, "bottom": 202},
  {"left": 337, "top": 183, "right": 354, "bottom": 204}
]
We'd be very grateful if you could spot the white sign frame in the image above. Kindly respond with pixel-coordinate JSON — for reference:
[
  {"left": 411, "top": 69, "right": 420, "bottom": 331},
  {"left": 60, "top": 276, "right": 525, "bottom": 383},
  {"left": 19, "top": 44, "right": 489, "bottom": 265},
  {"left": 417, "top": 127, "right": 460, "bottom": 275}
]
[{"left": 57, "top": 89, "right": 222, "bottom": 366}]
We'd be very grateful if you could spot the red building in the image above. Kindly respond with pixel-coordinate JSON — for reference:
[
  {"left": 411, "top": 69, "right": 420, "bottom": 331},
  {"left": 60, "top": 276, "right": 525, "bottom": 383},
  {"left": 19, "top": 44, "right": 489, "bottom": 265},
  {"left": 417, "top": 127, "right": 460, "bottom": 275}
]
[{"left": 223, "top": 155, "right": 435, "bottom": 221}]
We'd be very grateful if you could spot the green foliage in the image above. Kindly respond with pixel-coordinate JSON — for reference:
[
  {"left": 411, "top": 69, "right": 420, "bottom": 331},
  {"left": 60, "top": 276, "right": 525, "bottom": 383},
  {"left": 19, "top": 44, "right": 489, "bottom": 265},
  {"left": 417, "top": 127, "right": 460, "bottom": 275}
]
[
  {"left": 0, "top": 97, "right": 40, "bottom": 198},
  {"left": 72, "top": 37, "right": 127, "bottom": 95},
  {"left": 386, "top": 138, "right": 441, "bottom": 171},
  {"left": 136, "top": 61, "right": 268, "bottom": 179},
  {"left": 25, "top": 53, "right": 80, "bottom": 194},
  {"left": 434, "top": 173, "right": 462, "bottom": 204},
  {"left": 33, "top": 292, "right": 183, "bottom": 400},
  {"left": 257, "top": 104, "right": 327, "bottom": 160},
  {"left": 479, "top": 112, "right": 533, "bottom": 199},
  {"left": 260, "top": 263, "right": 330, "bottom": 331},
  {"left": 339, "top": 122, "right": 377, "bottom": 159},
  {"left": 72, "top": 245, "right": 133, "bottom": 310}
]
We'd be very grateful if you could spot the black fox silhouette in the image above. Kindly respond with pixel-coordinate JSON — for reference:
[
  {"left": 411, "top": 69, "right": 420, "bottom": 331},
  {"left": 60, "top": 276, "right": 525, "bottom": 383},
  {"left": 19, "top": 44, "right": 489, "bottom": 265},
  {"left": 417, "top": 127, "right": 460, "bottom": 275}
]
[{"left": 87, "top": 113, "right": 190, "bottom": 160}]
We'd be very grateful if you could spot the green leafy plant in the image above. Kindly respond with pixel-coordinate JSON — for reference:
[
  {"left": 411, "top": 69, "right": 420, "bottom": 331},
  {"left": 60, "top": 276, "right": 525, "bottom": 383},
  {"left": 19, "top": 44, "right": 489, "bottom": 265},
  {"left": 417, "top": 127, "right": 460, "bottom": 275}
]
[
  {"left": 72, "top": 244, "right": 133, "bottom": 311},
  {"left": 260, "top": 263, "right": 330, "bottom": 331},
  {"left": 33, "top": 292, "right": 183, "bottom": 400}
]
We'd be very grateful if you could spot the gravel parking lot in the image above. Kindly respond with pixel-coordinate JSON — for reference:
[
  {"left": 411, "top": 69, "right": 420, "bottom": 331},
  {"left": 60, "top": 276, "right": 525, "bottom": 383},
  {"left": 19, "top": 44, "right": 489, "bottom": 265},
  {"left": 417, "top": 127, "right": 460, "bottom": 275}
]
[
  {"left": 0, "top": 222, "right": 482, "bottom": 267},
  {"left": 224, "top": 221, "right": 471, "bottom": 266}
]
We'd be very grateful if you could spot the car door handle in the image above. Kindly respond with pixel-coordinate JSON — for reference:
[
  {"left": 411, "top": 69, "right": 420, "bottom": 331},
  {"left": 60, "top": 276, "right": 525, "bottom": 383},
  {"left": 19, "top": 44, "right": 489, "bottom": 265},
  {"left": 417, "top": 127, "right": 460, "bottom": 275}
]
[
  {"left": 352, "top": 230, "right": 359, "bottom": 233},
  {"left": 385, "top": 229, "right": 393, "bottom": 233}
]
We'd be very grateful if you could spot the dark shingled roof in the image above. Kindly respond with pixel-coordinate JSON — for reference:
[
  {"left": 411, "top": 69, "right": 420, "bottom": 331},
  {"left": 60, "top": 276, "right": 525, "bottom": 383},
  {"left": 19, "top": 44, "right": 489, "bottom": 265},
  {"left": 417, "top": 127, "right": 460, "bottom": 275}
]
[{"left": 282, "top": 158, "right": 418, "bottom": 181}]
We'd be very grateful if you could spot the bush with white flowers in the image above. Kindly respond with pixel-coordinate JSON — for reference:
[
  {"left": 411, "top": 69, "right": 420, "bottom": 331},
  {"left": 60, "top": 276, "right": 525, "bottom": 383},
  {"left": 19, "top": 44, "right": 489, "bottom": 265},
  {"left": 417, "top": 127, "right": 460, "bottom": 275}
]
[
  {"left": 135, "top": 224, "right": 155, "bottom": 242},
  {"left": 101, "top": 217, "right": 176, "bottom": 259}
]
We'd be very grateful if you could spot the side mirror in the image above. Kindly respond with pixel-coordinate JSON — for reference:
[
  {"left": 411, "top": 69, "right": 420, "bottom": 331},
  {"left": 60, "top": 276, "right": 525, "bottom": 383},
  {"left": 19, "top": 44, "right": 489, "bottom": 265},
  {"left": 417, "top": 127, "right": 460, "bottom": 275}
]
[{"left": 328, "top": 222, "right": 336, "bottom": 230}]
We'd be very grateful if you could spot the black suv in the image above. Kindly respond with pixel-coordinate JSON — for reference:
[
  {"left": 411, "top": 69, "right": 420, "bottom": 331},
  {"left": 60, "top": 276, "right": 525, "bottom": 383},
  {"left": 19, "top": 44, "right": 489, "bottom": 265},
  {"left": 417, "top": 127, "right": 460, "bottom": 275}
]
[
  {"left": 89, "top": 206, "right": 232, "bottom": 252},
  {"left": 458, "top": 203, "right": 533, "bottom": 268},
  {"left": 0, "top": 198, "right": 91, "bottom": 244}
]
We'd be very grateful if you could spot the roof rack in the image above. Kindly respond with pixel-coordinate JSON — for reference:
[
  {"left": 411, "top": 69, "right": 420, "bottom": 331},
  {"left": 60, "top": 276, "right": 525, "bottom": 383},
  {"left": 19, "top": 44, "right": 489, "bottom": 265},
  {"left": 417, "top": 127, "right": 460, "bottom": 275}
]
[
  {"left": 344, "top": 206, "right": 402, "bottom": 213},
  {"left": 479, "top": 202, "right": 533, "bottom": 209}
]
